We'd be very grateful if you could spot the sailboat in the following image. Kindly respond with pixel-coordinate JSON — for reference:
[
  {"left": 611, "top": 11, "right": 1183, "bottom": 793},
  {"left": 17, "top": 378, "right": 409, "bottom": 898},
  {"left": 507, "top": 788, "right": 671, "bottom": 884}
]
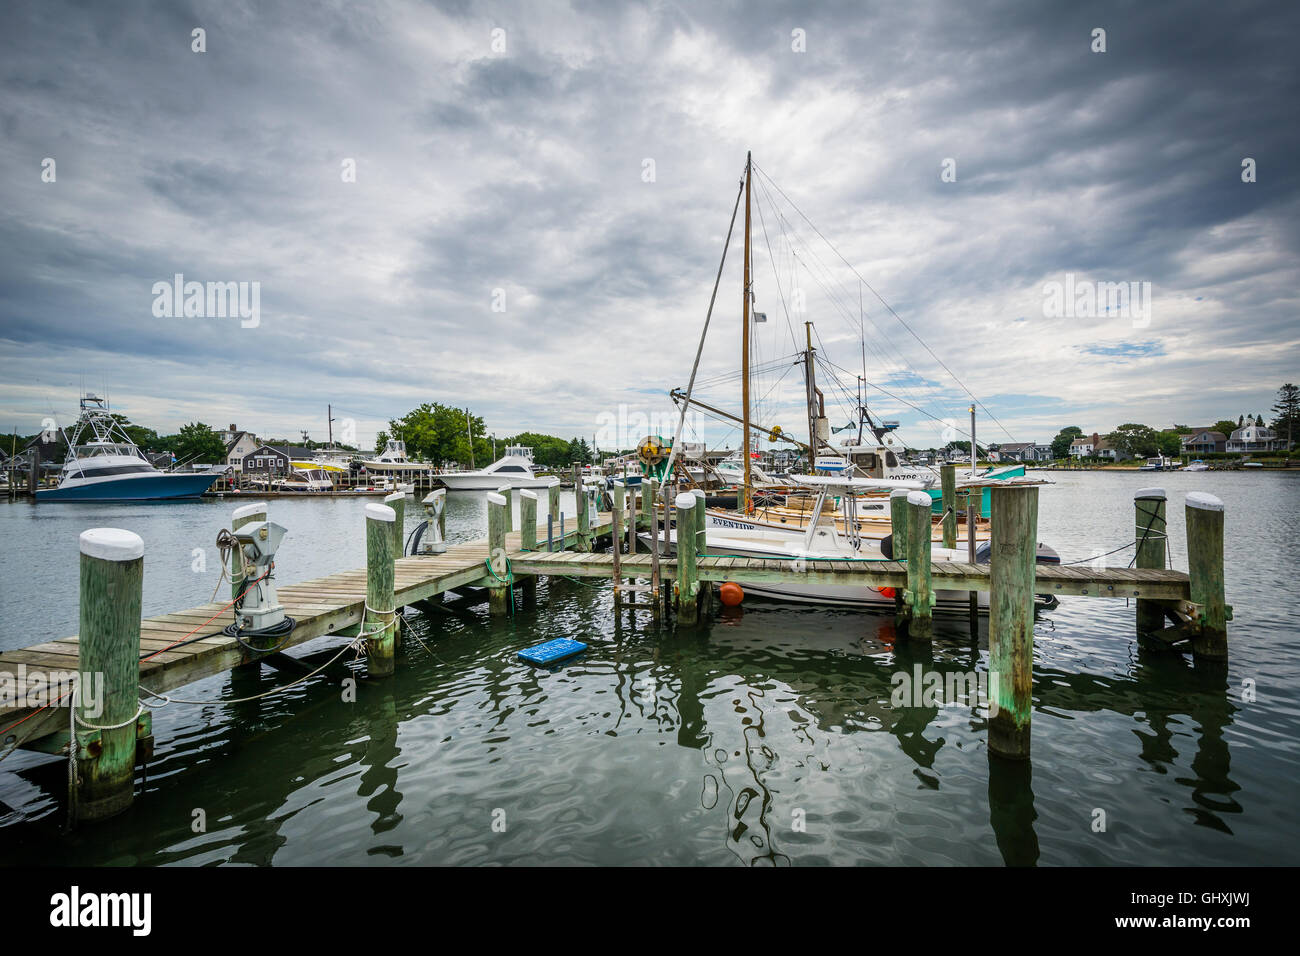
[{"left": 648, "top": 153, "right": 1055, "bottom": 607}]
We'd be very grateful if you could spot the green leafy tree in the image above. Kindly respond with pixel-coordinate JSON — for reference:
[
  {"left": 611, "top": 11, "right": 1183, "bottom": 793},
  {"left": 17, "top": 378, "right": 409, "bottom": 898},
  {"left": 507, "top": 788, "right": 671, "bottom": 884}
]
[
  {"left": 111, "top": 414, "right": 159, "bottom": 451},
  {"left": 1271, "top": 383, "right": 1299, "bottom": 449},
  {"left": 382, "top": 403, "right": 492, "bottom": 466},
  {"left": 160, "top": 422, "right": 225, "bottom": 465},
  {"left": 1050, "top": 426, "right": 1083, "bottom": 459},
  {"left": 1157, "top": 430, "right": 1183, "bottom": 457},
  {"left": 1212, "top": 420, "right": 1239, "bottom": 438},
  {"left": 1106, "top": 423, "right": 1161, "bottom": 458}
]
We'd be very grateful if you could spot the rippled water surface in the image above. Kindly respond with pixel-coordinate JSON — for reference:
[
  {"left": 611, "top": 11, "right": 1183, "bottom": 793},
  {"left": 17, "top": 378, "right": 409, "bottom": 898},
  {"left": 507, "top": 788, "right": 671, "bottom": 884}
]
[{"left": 1, "top": 472, "right": 1297, "bottom": 865}]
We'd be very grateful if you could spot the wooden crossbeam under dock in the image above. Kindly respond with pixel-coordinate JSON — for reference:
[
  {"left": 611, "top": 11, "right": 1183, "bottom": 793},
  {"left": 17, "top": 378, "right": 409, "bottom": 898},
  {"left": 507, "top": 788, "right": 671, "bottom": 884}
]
[
  {"left": 507, "top": 551, "right": 1193, "bottom": 600},
  {"left": 0, "top": 514, "right": 616, "bottom": 750}
]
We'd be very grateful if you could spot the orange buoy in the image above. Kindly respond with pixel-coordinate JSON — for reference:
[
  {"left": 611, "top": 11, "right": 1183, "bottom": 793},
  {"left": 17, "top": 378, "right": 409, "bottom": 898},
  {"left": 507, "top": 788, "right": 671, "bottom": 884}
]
[
  {"left": 719, "top": 582, "right": 744, "bottom": 606},
  {"left": 875, "top": 586, "right": 896, "bottom": 599}
]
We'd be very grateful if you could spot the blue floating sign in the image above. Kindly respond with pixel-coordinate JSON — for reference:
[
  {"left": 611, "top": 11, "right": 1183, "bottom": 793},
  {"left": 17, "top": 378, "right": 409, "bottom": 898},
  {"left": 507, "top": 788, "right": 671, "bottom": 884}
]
[{"left": 518, "top": 638, "right": 588, "bottom": 666}]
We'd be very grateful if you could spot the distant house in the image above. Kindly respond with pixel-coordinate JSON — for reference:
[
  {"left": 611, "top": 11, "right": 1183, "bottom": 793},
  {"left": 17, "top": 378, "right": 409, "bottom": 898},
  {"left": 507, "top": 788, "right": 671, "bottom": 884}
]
[
  {"left": 1227, "top": 423, "right": 1287, "bottom": 453},
  {"left": 1033, "top": 444, "right": 1053, "bottom": 461},
  {"left": 1095, "top": 438, "right": 1132, "bottom": 462},
  {"left": 1069, "top": 432, "right": 1101, "bottom": 458},
  {"left": 996, "top": 441, "right": 1037, "bottom": 462},
  {"left": 224, "top": 426, "right": 259, "bottom": 471},
  {"left": 241, "top": 444, "right": 290, "bottom": 475},
  {"left": 1181, "top": 429, "right": 1226, "bottom": 456}
]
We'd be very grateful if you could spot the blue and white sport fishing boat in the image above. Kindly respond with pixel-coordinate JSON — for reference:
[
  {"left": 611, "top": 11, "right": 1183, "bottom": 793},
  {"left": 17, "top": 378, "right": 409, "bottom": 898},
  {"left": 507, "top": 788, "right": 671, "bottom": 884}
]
[{"left": 36, "top": 395, "right": 219, "bottom": 502}]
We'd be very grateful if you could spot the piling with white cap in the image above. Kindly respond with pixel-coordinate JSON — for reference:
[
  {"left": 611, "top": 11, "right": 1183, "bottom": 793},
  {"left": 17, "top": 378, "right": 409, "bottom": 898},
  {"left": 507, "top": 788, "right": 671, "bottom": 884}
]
[
  {"left": 1134, "top": 487, "right": 1168, "bottom": 635},
  {"left": 574, "top": 466, "right": 591, "bottom": 552},
  {"left": 364, "top": 503, "right": 397, "bottom": 676},
  {"left": 519, "top": 490, "right": 539, "bottom": 606},
  {"left": 675, "top": 492, "right": 700, "bottom": 625},
  {"left": 940, "top": 464, "right": 957, "bottom": 549},
  {"left": 1185, "top": 492, "right": 1228, "bottom": 661},
  {"left": 904, "top": 491, "right": 935, "bottom": 641},
  {"left": 987, "top": 483, "right": 1040, "bottom": 760},
  {"left": 486, "top": 491, "right": 510, "bottom": 616},
  {"left": 384, "top": 490, "right": 405, "bottom": 559},
  {"left": 75, "top": 528, "right": 145, "bottom": 821},
  {"left": 496, "top": 484, "right": 514, "bottom": 533}
]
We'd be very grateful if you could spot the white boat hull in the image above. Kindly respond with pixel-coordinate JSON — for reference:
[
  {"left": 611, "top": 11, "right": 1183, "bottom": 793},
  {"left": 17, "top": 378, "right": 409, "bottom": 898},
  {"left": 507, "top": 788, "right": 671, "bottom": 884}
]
[{"left": 437, "top": 472, "right": 554, "bottom": 490}]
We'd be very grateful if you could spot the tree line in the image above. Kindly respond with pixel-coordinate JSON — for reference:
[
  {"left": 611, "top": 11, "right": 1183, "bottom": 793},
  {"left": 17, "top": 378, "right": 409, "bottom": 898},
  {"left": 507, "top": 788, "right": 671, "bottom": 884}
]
[{"left": 1049, "top": 383, "right": 1298, "bottom": 459}]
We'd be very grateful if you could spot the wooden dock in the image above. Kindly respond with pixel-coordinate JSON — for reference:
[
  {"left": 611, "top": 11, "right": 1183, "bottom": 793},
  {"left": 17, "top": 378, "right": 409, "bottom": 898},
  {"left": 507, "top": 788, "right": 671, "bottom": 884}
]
[
  {"left": 0, "top": 508, "right": 617, "bottom": 752},
  {"left": 0, "top": 477, "right": 1227, "bottom": 823}
]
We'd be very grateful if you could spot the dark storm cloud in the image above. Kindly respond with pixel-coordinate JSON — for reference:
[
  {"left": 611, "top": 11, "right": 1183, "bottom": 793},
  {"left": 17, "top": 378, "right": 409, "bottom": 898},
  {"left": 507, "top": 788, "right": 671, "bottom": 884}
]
[{"left": 0, "top": 0, "right": 1296, "bottom": 450}]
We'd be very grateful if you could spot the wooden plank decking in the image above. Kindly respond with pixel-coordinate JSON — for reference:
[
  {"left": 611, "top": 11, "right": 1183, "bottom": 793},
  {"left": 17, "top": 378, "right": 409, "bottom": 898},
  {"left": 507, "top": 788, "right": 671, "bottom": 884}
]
[{"left": 0, "top": 515, "right": 615, "bottom": 749}]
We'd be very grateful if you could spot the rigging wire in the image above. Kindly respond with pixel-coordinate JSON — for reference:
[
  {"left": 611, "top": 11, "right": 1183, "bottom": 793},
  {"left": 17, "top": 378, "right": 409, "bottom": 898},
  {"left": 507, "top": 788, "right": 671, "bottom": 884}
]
[{"left": 752, "top": 161, "right": 1017, "bottom": 442}]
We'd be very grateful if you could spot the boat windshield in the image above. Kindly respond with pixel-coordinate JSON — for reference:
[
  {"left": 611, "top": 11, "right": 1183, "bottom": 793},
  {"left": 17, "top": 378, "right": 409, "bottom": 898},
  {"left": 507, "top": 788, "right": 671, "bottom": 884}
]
[{"left": 74, "top": 443, "right": 145, "bottom": 460}]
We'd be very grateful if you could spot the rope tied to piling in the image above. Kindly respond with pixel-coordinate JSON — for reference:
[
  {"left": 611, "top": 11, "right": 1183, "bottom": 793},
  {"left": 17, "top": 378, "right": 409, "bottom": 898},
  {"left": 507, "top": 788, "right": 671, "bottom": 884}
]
[
  {"left": 483, "top": 556, "right": 516, "bottom": 617},
  {"left": 356, "top": 601, "right": 399, "bottom": 654},
  {"left": 65, "top": 672, "right": 145, "bottom": 831}
]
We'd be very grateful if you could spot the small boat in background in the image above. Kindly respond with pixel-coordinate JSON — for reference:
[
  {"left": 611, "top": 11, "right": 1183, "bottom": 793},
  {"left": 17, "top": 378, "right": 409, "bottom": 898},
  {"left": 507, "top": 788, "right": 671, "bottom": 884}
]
[
  {"left": 37, "top": 394, "right": 218, "bottom": 502},
  {"left": 1185, "top": 460, "right": 1209, "bottom": 472}
]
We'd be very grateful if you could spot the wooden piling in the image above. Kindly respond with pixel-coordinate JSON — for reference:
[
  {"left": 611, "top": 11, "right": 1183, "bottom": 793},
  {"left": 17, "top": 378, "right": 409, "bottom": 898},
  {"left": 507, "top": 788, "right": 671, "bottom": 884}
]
[
  {"left": 576, "top": 478, "right": 592, "bottom": 552},
  {"left": 611, "top": 484, "right": 624, "bottom": 599},
  {"left": 646, "top": 478, "right": 661, "bottom": 618},
  {"left": 519, "top": 489, "right": 538, "bottom": 607},
  {"left": 988, "top": 484, "right": 1039, "bottom": 760},
  {"left": 628, "top": 483, "right": 638, "bottom": 554},
  {"left": 364, "top": 503, "right": 397, "bottom": 677},
  {"left": 383, "top": 491, "right": 405, "bottom": 559},
  {"left": 496, "top": 484, "right": 513, "bottom": 533},
  {"left": 1186, "top": 492, "right": 1227, "bottom": 661},
  {"left": 74, "top": 528, "right": 144, "bottom": 822},
  {"left": 1133, "top": 487, "right": 1167, "bottom": 635},
  {"left": 486, "top": 492, "right": 510, "bottom": 617},
  {"left": 547, "top": 478, "right": 561, "bottom": 542},
  {"left": 904, "top": 491, "right": 935, "bottom": 640},
  {"left": 675, "top": 492, "right": 699, "bottom": 625},
  {"left": 890, "top": 488, "right": 911, "bottom": 628},
  {"left": 692, "top": 489, "right": 711, "bottom": 615},
  {"left": 230, "top": 502, "right": 267, "bottom": 603},
  {"left": 940, "top": 463, "right": 957, "bottom": 549}
]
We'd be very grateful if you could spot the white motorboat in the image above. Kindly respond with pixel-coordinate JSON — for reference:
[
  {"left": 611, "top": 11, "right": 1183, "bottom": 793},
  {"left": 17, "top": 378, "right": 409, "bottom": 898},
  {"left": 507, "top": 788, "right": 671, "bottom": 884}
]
[
  {"left": 1185, "top": 460, "right": 1210, "bottom": 472},
  {"left": 36, "top": 394, "right": 218, "bottom": 502},
  {"left": 436, "top": 445, "right": 556, "bottom": 490}
]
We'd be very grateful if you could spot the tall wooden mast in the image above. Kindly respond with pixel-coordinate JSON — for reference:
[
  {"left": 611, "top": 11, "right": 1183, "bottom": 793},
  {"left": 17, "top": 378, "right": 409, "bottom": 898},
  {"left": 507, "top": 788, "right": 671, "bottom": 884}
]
[{"left": 741, "top": 151, "right": 753, "bottom": 512}]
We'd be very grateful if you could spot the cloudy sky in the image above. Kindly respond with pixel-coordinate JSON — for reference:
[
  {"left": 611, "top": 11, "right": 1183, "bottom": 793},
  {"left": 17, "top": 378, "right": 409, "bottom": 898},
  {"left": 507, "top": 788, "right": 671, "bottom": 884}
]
[{"left": 1, "top": 0, "right": 1296, "bottom": 454}]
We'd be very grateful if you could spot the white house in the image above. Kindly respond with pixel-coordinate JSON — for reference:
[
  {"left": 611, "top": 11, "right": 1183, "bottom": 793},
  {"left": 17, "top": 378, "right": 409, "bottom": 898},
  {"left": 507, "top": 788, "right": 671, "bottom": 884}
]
[
  {"left": 1069, "top": 432, "right": 1101, "bottom": 458},
  {"left": 223, "top": 425, "right": 259, "bottom": 472},
  {"left": 1227, "top": 423, "right": 1287, "bottom": 453}
]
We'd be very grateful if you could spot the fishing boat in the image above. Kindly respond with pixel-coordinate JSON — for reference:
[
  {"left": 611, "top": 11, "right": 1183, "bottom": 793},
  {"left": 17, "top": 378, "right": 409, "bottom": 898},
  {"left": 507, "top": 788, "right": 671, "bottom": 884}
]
[
  {"left": 36, "top": 395, "right": 219, "bottom": 502},
  {"left": 436, "top": 445, "right": 554, "bottom": 490},
  {"left": 645, "top": 477, "right": 1058, "bottom": 610},
  {"left": 644, "top": 152, "right": 1057, "bottom": 606}
]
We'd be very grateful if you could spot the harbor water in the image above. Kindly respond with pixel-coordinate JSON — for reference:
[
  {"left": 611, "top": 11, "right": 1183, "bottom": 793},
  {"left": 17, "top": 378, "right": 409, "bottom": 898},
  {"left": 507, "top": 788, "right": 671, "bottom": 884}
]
[{"left": 1, "top": 471, "right": 1297, "bottom": 865}]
